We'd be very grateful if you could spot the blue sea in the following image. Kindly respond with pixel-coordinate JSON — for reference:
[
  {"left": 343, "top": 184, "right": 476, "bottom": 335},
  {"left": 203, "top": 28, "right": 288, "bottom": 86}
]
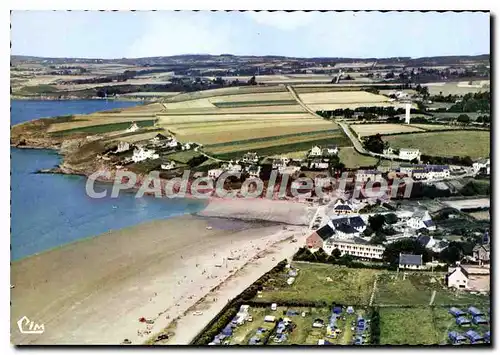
[{"left": 11, "top": 100, "right": 207, "bottom": 261}]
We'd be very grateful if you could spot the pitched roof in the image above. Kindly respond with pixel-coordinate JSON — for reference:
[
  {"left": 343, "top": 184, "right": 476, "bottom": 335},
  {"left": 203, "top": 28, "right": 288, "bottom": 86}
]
[
  {"left": 334, "top": 204, "right": 352, "bottom": 211},
  {"left": 349, "top": 216, "right": 366, "bottom": 228},
  {"left": 412, "top": 210, "right": 428, "bottom": 219},
  {"left": 399, "top": 253, "right": 423, "bottom": 266},
  {"left": 336, "top": 223, "right": 357, "bottom": 234},
  {"left": 316, "top": 224, "right": 335, "bottom": 240},
  {"left": 417, "top": 235, "right": 431, "bottom": 247},
  {"left": 423, "top": 220, "right": 435, "bottom": 228}
]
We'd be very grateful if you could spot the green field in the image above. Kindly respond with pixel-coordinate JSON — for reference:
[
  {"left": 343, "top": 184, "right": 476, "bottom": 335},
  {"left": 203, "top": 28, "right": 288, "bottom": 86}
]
[
  {"left": 383, "top": 131, "right": 490, "bottom": 159},
  {"left": 338, "top": 147, "right": 379, "bottom": 168},
  {"left": 49, "top": 119, "right": 157, "bottom": 136},
  {"left": 373, "top": 272, "right": 489, "bottom": 306},
  {"left": 213, "top": 100, "right": 298, "bottom": 108},
  {"left": 379, "top": 306, "right": 490, "bottom": 345},
  {"left": 256, "top": 263, "right": 378, "bottom": 305}
]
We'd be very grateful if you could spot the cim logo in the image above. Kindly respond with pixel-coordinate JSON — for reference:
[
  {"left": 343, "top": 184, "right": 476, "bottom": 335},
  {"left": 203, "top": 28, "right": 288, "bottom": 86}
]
[{"left": 17, "top": 316, "right": 44, "bottom": 334}]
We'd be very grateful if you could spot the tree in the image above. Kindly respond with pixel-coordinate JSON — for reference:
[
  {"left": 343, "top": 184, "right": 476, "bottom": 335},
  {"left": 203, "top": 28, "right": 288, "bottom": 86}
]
[
  {"left": 383, "top": 239, "right": 430, "bottom": 264},
  {"left": 247, "top": 76, "right": 257, "bottom": 85},
  {"left": 370, "top": 232, "right": 387, "bottom": 245},
  {"left": 384, "top": 213, "right": 398, "bottom": 225},
  {"left": 363, "top": 226, "right": 374, "bottom": 237},
  {"left": 362, "top": 134, "right": 388, "bottom": 154},
  {"left": 368, "top": 214, "right": 386, "bottom": 232},
  {"left": 331, "top": 248, "right": 342, "bottom": 259},
  {"left": 456, "top": 114, "right": 471, "bottom": 125}
]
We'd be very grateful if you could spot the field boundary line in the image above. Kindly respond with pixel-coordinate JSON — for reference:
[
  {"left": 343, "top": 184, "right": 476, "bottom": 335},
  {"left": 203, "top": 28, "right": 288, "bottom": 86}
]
[
  {"left": 429, "top": 290, "right": 436, "bottom": 306},
  {"left": 369, "top": 275, "right": 378, "bottom": 306}
]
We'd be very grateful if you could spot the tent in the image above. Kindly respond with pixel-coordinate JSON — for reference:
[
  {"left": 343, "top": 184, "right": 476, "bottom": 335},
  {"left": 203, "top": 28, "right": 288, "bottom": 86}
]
[
  {"left": 456, "top": 316, "right": 471, "bottom": 326},
  {"left": 484, "top": 331, "right": 490, "bottom": 343},
  {"left": 449, "top": 307, "right": 465, "bottom": 317},
  {"left": 286, "top": 310, "right": 299, "bottom": 316},
  {"left": 465, "top": 330, "right": 483, "bottom": 344},
  {"left": 468, "top": 306, "right": 484, "bottom": 318},
  {"left": 448, "top": 331, "right": 466, "bottom": 344},
  {"left": 347, "top": 306, "right": 355, "bottom": 314},
  {"left": 333, "top": 306, "right": 342, "bottom": 314},
  {"left": 221, "top": 326, "right": 233, "bottom": 336},
  {"left": 472, "top": 316, "right": 488, "bottom": 325}
]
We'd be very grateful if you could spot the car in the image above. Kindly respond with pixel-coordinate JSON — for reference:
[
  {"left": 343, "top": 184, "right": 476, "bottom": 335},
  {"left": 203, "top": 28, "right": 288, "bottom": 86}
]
[{"left": 193, "top": 311, "right": 203, "bottom": 316}]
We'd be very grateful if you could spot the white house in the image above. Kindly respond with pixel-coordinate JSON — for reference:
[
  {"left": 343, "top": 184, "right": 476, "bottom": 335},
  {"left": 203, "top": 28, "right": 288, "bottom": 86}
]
[
  {"left": 242, "top": 152, "right": 259, "bottom": 164},
  {"left": 245, "top": 165, "right": 261, "bottom": 178},
  {"left": 398, "top": 253, "right": 425, "bottom": 270},
  {"left": 223, "top": 161, "right": 242, "bottom": 173},
  {"left": 407, "top": 210, "right": 436, "bottom": 231},
  {"left": 161, "top": 161, "right": 176, "bottom": 170},
  {"left": 399, "top": 148, "right": 421, "bottom": 161},
  {"left": 472, "top": 158, "right": 490, "bottom": 175},
  {"left": 132, "top": 146, "right": 159, "bottom": 163},
  {"left": 383, "top": 147, "right": 394, "bottom": 155},
  {"left": 355, "top": 170, "right": 383, "bottom": 183},
  {"left": 166, "top": 137, "right": 179, "bottom": 148},
  {"left": 149, "top": 133, "right": 168, "bottom": 145},
  {"left": 115, "top": 141, "right": 131, "bottom": 153},
  {"left": 208, "top": 168, "right": 224, "bottom": 179},
  {"left": 309, "top": 145, "right": 323, "bottom": 157},
  {"left": 309, "top": 159, "right": 329, "bottom": 170},
  {"left": 323, "top": 145, "right": 339, "bottom": 155},
  {"left": 447, "top": 264, "right": 490, "bottom": 292},
  {"left": 125, "top": 122, "right": 140, "bottom": 133}
]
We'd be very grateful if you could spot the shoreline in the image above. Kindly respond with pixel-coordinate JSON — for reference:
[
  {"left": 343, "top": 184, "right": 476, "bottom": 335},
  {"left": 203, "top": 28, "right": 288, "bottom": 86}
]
[{"left": 11, "top": 214, "right": 307, "bottom": 345}]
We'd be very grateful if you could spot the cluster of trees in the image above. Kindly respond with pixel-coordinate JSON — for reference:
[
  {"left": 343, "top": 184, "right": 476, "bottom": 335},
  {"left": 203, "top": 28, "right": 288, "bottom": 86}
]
[
  {"left": 363, "top": 213, "right": 399, "bottom": 244},
  {"left": 318, "top": 106, "right": 425, "bottom": 119},
  {"left": 460, "top": 180, "right": 490, "bottom": 196},
  {"left": 369, "top": 308, "right": 380, "bottom": 345},
  {"left": 448, "top": 92, "right": 490, "bottom": 113},
  {"left": 362, "top": 134, "right": 388, "bottom": 154},
  {"left": 420, "top": 154, "right": 473, "bottom": 166}
]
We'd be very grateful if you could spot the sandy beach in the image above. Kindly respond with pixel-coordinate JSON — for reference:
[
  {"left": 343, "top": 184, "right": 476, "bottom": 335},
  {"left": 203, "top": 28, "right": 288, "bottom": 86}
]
[{"left": 11, "top": 202, "right": 309, "bottom": 345}]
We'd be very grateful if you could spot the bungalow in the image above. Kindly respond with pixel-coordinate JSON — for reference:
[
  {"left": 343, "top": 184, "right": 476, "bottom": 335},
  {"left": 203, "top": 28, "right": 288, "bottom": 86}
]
[
  {"left": 309, "top": 145, "right": 323, "bottom": 157},
  {"left": 407, "top": 210, "right": 436, "bottom": 231},
  {"left": 449, "top": 307, "right": 466, "bottom": 317},
  {"left": 331, "top": 199, "right": 356, "bottom": 215},
  {"left": 398, "top": 253, "right": 425, "bottom": 270},
  {"left": 160, "top": 160, "right": 177, "bottom": 170},
  {"left": 208, "top": 168, "right": 224, "bottom": 179},
  {"left": 448, "top": 331, "right": 467, "bottom": 345},
  {"left": 468, "top": 306, "right": 484, "bottom": 318},
  {"left": 222, "top": 161, "right": 242, "bottom": 173},
  {"left": 309, "top": 159, "right": 329, "bottom": 170},
  {"left": 399, "top": 148, "right": 421, "bottom": 161},
  {"left": 323, "top": 145, "right": 339, "bottom": 156},
  {"left": 472, "top": 158, "right": 490, "bottom": 175},
  {"left": 246, "top": 165, "right": 261, "bottom": 178},
  {"left": 355, "top": 170, "right": 383, "bottom": 183},
  {"left": 149, "top": 133, "right": 168, "bottom": 144},
  {"left": 125, "top": 122, "right": 139, "bottom": 133},
  {"left": 115, "top": 141, "right": 131, "bottom": 153},
  {"left": 132, "top": 146, "right": 159, "bottom": 163},
  {"left": 334, "top": 223, "right": 359, "bottom": 239},
  {"left": 330, "top": 216, "right": 366, "bottom": 233},
  {"left": 447, "top": 264, "right": 490, "bottom": 292},
  {"left": 242, "top": 152, "right": 259, "bottom": 164},
  {"left": 306, "top": 224, "right": 335, "bottom": 249},
  {"left": 472, "top": 244, "right": 490, "bottom": 265}
]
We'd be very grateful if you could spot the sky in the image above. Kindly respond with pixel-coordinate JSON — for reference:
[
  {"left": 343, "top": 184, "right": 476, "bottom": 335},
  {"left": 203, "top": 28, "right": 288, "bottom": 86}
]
[{"left": 11, "top": 11, "right": 490, "bottom": 59}]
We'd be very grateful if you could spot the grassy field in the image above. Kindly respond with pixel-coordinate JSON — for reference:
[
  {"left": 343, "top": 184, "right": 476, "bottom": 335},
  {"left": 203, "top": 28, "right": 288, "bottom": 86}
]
[
  {"left": 408, "top": 124, "right": 463, "bottom": 131},
  {"left": 256, "top": 262, "right": 378, "bottom": 305},
  {"left": 373, "top": 272, "right": 489, "bottom": 306},
  {"left": 205, "top": 130, "right": 348, "bottom": 155},
  {"left": 338, "top": 147, "right": 379, "bottom": 168},
  {"left": 49, "top": 119, "right": 157, "bottom": 135},
  {"left": 422, "top": 81, "right": 490, "bottom": 96},
  {"left": 379, "top": 307, "right": 441, "bottom": 345},
  {"left": 383, "top": 131, "right": 490, "bottom": 159},
  {"left": 379, "top": 306, "right": 490, "bottom": 345},
  {"left": 350, "top": 123, "right": 425, "bottom": 137},
  {"left": 211, "top": 136, "right": 351, "bottom": 160}
]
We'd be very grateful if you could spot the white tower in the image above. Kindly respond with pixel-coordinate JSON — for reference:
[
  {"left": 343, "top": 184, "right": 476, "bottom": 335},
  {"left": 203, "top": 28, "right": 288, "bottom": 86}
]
[{"left": 405, "top": 103, "right": 411, "bottom": 124}]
